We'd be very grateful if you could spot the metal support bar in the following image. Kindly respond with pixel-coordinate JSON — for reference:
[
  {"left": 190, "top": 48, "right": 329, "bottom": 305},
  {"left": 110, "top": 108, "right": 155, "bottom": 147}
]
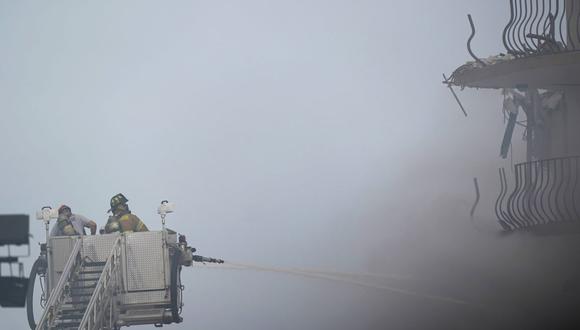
[
  {"left": 470, "top": 177, "right": 480, "bottom": 218},
  {"left": 442, "top": 73, "right": 468, "bottom": 117},
  {"left": 467, "top": 14, "right": 487, "bottom": 66}
]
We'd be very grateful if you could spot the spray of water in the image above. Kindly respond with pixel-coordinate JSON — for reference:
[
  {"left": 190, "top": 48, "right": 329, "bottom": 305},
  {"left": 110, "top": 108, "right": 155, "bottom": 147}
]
[{"left": 198, "top": 261, "right": 474, "bottom": 307}]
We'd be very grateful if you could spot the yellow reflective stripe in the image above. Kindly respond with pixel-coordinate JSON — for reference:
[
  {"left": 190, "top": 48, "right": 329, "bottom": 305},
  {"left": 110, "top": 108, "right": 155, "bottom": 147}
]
[{"left": 135, "top": 221, "right": 146, "bottom": 232}]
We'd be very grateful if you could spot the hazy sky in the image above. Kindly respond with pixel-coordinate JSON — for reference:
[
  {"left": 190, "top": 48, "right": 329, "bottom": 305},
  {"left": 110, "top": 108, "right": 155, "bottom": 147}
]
[{"left": 4, "top": 2, "right": 568, "bottom": 329}]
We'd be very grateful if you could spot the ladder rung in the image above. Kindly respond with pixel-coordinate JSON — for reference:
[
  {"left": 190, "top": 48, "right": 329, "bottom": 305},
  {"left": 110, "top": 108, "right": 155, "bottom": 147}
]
[
  {"left": 59, "top": 305, "right": 88, "bottom": 311},
  {"left": 57, "top": 313, "right": 85, "bottom": 320},
  {"left": 59, "top": 308, "right": 87, "bottom": 314},
  {"left": 70, "top": 283, "right": 97, "bottom": 288},
  {"left": 74, "top": 277, "right": 99, "bottom": 282},
  {"left": 70, "top": 285, "right": 97, "bottom": 290},
  {"left": 55, "top": 322, "right": 81, "bottom": 328},
  {"left": 70, "top": 292, "right": 94, "bottom": 297},
  {"left": 83, "top": 261, "right": 106, "bottom": 267},
  {"left": 64, "top": 297, "right": 91, "bottom": 303},
  {"left": 70, "top": 289, "right": 96, "bottom": 294}
]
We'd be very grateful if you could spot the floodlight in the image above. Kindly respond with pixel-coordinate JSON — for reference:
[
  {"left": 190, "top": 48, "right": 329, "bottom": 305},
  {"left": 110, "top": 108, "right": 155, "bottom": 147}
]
[
  {"left": 35, "top": 206, "right": 58, "bottom": 221},
  {"left": 157, "top": 200, "right": 175, "bottom": 216}
]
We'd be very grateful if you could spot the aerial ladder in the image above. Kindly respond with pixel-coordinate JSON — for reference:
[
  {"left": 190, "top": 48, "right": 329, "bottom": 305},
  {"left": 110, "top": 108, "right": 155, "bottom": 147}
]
[{"left": 27, "top": 201, "right": 223, "bottom": 330}]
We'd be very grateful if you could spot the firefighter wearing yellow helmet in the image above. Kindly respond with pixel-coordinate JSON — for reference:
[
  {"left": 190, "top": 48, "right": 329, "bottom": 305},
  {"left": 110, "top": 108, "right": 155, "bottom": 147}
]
[{"left": 104, "top": 193, "right": 148, "bottom": 233}]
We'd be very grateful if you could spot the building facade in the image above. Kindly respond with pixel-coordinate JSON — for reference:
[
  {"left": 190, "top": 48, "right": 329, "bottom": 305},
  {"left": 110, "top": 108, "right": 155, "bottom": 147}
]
[{"left": 447, "top": 0, "right": 580, "bottom": 231}]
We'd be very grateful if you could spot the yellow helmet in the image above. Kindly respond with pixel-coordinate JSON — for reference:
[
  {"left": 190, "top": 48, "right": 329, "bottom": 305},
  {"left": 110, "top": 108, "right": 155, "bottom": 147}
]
[{"left": 108, "top": 193, "right": 128, "bottom": 212}]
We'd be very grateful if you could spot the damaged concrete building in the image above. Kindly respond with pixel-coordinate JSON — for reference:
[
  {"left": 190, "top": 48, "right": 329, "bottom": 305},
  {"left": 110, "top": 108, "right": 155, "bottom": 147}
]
[{"left": 446, "top": 0, "right": 580, "bottom": 232}]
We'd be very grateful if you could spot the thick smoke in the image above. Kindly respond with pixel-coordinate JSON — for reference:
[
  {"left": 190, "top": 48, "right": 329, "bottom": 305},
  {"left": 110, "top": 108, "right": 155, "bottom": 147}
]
[{"left": 1, "top": 2, "right": 578, "bottom": 329}]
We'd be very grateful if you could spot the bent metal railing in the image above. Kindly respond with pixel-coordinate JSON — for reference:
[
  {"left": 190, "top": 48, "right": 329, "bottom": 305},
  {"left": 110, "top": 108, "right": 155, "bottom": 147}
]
[
  {"left": 496, "top": 156, "right": 580, "bottom": 230},
  {"left": 36, "top": 238, "right": 83, "bottom": 330},
  {"left": 503, "top": 0, "right": 580, "bottom": 57},
  {"left": 79, "top": 236, "right": 123, "bottom": 330}
]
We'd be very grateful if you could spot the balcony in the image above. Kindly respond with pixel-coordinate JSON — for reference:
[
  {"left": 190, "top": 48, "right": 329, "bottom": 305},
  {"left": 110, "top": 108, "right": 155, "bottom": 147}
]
[
  {"left": 447, "top": 0, "right": 580, "bottom": 89},
  {"left": 503, "top": 0, "right": 580, "bottom": 58},
  {"left": 495, "top": 156, "right": 580, "bottom": 232}
]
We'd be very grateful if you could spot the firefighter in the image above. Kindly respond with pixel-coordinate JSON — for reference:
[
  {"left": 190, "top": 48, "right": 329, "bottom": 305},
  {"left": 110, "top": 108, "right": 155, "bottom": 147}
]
[
  {"left": 50, "top": 205, "right": 97, "bottom": 236},
  {"left": 104, "top": 193, "right": 148, "bottom": 233}
]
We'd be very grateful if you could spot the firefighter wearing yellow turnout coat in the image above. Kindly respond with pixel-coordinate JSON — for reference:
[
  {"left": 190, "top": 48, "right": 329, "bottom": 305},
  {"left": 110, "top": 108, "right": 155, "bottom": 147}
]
[{"left": 105, "top": 193, "right": 148, "bottom": 233}]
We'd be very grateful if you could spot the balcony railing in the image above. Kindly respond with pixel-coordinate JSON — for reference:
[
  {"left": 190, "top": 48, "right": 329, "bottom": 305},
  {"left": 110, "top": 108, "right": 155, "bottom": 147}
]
[
  {"left": 503, "top": 0, "right": 580, "bottom": 57},
  {"left": 495, "top": 156, "right": 580, "bottom": 230}
]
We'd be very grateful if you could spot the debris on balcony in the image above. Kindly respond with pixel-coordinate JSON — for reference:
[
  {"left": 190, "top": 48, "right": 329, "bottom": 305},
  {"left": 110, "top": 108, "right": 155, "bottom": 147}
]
[{"left": 500, "top": 89, "right": 521, "bottom": 159}]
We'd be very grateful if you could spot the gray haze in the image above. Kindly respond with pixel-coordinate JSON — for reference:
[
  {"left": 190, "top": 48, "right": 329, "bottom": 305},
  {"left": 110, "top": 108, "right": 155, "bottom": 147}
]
[{"left": 1, "top": 1, "right": 577, "bottom": 329}]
